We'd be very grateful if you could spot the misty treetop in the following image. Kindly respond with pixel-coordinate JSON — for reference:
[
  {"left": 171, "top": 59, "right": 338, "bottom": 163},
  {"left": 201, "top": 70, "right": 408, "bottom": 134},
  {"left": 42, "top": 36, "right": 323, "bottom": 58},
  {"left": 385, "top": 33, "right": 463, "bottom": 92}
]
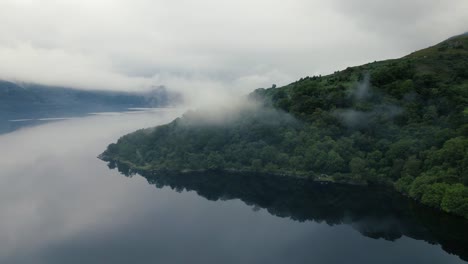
[{"left": 101, "top": 34, "right": 468, "bottom": 219}]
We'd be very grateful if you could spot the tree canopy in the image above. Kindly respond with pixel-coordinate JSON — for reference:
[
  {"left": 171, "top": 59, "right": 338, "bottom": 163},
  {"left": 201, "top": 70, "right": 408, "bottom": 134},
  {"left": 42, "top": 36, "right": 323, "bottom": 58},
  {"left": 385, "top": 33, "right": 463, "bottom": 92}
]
[{"left": 101, "top": 34, "right": 468, "bottom": 219}]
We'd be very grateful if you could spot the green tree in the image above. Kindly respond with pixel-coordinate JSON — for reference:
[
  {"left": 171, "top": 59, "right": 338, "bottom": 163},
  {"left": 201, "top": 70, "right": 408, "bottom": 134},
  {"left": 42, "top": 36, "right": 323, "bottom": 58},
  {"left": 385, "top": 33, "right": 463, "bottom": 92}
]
[
  {"left": 349, "top": 157, "right": 367, "bottom": 175},
  {"left": 421, "top": 183, "right": 449, "bottom": 208},
  {"left": 441, "top": 184, "right": 468, "bottom": 218}
]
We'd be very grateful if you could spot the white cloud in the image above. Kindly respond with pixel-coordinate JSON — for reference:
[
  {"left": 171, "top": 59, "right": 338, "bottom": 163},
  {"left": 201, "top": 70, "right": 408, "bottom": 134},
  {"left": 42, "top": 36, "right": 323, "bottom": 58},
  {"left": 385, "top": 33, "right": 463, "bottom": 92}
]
[{"left": 0, "top": 0, "right": 466, "bottom": 100}]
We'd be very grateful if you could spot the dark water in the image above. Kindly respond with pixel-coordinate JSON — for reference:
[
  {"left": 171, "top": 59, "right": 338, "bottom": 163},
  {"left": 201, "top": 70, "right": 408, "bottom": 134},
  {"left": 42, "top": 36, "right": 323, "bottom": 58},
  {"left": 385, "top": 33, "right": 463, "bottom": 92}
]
[{"left": 0, "top": 110, "right": 467, "bottom": 264}]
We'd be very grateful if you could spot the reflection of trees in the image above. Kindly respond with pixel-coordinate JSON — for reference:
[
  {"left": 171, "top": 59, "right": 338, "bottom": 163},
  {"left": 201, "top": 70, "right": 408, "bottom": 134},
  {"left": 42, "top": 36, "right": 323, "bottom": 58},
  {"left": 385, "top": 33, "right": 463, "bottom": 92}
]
[{"left": 109, "top": 161, "right": 468, "bottom": 261}]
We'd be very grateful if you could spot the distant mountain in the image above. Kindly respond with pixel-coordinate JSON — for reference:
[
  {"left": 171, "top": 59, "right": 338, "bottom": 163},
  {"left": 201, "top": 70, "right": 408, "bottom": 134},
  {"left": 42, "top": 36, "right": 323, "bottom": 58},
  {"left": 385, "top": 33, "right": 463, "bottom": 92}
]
[
  {"left": 102, "top": 33, "right": 468, "bottom": 218},
  {"left": 0, "top": 81, "right": 181, "bottom": 133},
  {"left": 0, "top": 81, "right": 181, "bottom": 115}
]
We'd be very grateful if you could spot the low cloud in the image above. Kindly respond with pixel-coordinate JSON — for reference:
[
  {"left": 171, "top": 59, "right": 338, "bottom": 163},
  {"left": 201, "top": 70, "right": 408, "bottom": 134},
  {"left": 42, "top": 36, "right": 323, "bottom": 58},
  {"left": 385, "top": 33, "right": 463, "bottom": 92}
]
[
  {"left": 0, "top": 0, "right": 466, "bottom": 108},
  {"left": 336, "top": 75, "right": 402, "bottom": 128},
  {"left": 336, "top": 105, "right": 403, "bottom": 128},
  {"left": 353, "top": 73, "right": 371, "bottom": 100}
]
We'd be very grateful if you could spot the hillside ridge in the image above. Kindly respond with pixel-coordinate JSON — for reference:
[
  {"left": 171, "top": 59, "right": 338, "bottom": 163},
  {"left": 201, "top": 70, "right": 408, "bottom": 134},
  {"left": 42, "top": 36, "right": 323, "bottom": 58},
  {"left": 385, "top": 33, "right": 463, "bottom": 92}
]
[{"left": 101, "top": 34, "right": 468, "bottom": 219}]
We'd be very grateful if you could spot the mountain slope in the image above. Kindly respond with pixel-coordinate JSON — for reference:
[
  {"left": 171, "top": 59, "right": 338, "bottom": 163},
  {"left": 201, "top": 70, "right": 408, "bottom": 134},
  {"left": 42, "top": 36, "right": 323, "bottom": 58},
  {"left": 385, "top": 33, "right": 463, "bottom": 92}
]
[
  {"left": 101, "top": 34, "right": 468, "bottom": 218},
  {"left": 0, "top": 81, "right": 180, "bottom": 117},
  {"left": 0, "top": 81, "right": 181, "bottom": 133}
]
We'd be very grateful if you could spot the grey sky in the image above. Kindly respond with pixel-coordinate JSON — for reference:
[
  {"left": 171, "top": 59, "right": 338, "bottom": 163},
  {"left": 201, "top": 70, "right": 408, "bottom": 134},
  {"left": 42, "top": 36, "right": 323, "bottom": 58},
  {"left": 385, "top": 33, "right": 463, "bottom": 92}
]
[{"left": 0, "top": 0, "right": 466, "bottom": 103}]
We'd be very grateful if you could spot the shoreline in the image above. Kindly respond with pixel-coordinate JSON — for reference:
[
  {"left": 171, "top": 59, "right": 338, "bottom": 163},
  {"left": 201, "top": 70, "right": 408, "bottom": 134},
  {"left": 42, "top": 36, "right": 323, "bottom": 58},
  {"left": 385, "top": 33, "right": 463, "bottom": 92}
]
[{"left": 99, "top": 155, "right": 467, "bottom": 220}]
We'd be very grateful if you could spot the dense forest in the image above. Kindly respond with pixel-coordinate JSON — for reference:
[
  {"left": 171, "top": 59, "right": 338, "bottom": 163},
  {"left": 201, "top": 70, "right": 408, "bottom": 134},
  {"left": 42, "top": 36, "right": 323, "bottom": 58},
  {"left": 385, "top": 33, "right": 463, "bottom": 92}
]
[{"left": 101, "top": 34, "right": 468, "bottom": 218}]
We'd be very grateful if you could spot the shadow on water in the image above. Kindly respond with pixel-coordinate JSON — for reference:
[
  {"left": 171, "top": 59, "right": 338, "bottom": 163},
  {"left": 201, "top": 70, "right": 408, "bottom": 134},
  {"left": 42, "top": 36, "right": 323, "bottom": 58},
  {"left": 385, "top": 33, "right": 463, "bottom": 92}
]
[{"left": 108, "top": 160, "right": 468, "bottom": 262}]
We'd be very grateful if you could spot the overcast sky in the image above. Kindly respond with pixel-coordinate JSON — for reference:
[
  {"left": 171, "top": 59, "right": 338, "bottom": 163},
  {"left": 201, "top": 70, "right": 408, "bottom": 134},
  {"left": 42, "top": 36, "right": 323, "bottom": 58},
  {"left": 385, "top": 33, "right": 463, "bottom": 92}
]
[{"left": 0, "top": 0, "right": 467, "bottom": 100}]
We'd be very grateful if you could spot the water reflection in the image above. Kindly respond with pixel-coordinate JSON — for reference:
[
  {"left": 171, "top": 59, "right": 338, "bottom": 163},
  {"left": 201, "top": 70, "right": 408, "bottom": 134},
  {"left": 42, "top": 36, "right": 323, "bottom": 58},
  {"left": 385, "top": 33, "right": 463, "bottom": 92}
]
[
  {"left": 1, "top": 110, "right": 466, "bottom": 263},
  {"left": 109, "top": 163, "right": 468, "bottom": 261},
  {"left": 0, "top": 108, "right": 172, "bottom": 135}
]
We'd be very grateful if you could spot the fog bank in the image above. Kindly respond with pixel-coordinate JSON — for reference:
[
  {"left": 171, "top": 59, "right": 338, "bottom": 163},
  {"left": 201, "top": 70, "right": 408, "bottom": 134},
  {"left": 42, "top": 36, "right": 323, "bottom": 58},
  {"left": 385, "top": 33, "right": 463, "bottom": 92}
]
[{"left": 0, "top": 0, "right": 466, "bottom": 109}]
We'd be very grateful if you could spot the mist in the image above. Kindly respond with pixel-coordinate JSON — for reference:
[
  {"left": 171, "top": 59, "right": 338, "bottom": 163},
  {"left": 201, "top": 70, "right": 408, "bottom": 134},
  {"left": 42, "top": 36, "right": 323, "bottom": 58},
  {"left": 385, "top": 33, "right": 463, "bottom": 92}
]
[
  {"left": 0, "top": 0, "right": 467, "bottom": 109},
  {"left": 353, "top": 73, "right": 371, "bottom": 100},
  {"left": 335, "top": 74, "right": 403, "bottom": 128}
]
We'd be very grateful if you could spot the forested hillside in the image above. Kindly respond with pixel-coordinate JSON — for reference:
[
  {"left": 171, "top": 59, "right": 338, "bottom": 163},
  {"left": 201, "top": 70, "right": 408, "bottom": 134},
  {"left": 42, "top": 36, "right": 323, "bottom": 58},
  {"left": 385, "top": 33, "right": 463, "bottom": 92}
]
[{"left": 101, "top": 34, "right": 468, "bottom": 218}]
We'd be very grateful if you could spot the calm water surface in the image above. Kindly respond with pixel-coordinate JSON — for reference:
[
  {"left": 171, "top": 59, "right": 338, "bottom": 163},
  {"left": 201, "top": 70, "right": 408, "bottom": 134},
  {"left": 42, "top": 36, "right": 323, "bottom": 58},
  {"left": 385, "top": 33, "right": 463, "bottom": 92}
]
[{"left": 0, "top": 110, "right": 466, "bottom": 264}]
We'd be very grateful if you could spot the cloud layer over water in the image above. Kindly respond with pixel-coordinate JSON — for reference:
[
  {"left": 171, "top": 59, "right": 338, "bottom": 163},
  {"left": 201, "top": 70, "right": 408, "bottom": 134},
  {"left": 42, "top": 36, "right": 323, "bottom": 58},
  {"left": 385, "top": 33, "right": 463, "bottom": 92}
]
[{"left": 0, "top": 0, "right": 466, "bottom": 107}]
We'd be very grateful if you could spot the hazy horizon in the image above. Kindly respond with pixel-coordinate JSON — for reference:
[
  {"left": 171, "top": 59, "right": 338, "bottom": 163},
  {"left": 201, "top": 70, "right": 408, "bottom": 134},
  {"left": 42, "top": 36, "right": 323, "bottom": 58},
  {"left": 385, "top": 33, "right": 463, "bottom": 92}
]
[{"left": 0, "top": 0, "right": 466, "bottom": 103}]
